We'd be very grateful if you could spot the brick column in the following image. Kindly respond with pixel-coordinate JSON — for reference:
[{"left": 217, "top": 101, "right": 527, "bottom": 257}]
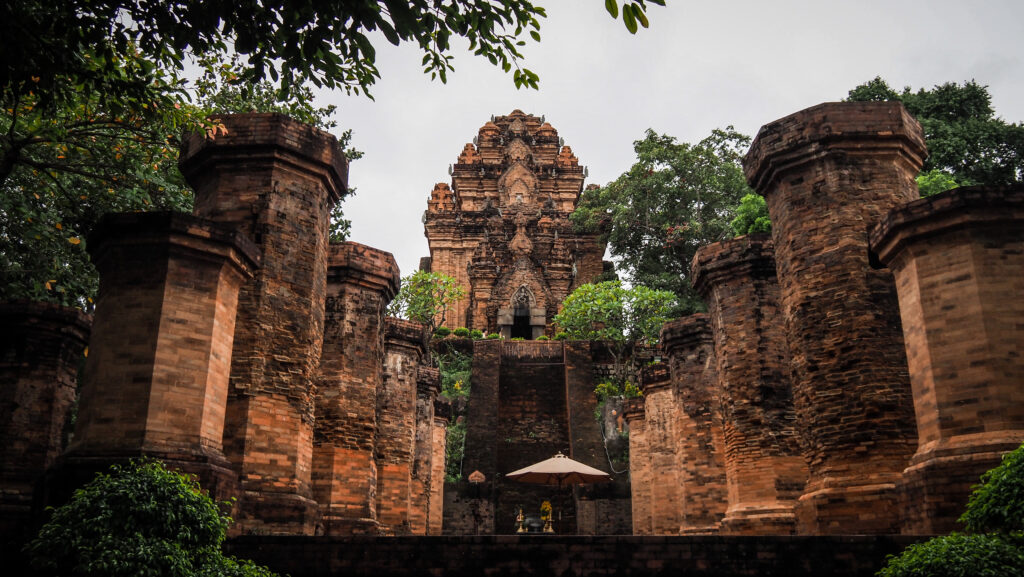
[
  {"left": 639, "top": 364, "right": 680, "bottom": 534},
  {"left": 661, "top": 315, "right": 728, "bottom": 534},
  {"left": 60, "top": 212, "right": 257, "bottom": 502},
  {"left": 870, "top": 186, "right": 1024, "bottom": 533},
  {"left": 429, "top": 399, "right": 451, "bottom": 535},
  {"left": 313, "top": 242, "right": 398, "bottom": 535},
  {"left": 410, "top": 366, "right": 441, "bottom": 534},
  {"left": 745, "top": 102, "right": 925, "bottom": 534},
  {"left": 623, "top": 398, "right": 650, "bottom": 535},
  {"left": 692, "top": 235, "right": 806, "bottom": 534},
  {"left": 180, "top": 113, "right": 347, "bottom": 534},
  {"left": 0, "top": 302, "right": 90, "bottom": 538},
  {"left": 378, "top": 318, "right": 429, "bottom": 534}
]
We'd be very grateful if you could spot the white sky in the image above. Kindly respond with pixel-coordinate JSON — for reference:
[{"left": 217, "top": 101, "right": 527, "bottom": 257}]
[{"left": 319, "top": 0, "right": 1024, "bottom": 277}]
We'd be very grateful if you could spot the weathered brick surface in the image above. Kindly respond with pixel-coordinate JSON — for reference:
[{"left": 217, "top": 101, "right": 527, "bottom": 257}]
[
  {"left": 661, "top": 315, "right": 729, "bottom": 534},
  {"left": 424, "top": 110, "right": 606, "bottom": 334},
  {"left": 54, "top": 212, "right": 257, "bottom": 507},
  {"left": 313, "top": 242, "right": 398, "bottom": 535},
  {"left": 639, "top": 365, "right": 682, "bottom": 535},
  {"left": 226, "top": 534, "right": 931, "bottom": 577},
  {"left": 181, "top": 113, "right": 346, "bottom": 534},
  {"left": 745, "top": 102, "right": 924, "bottom": 534},
  {"left": 623, "top": 398, "right": 650, "bottom": 535},
  {"left": 0, "top": 301, "right": 90, "bottom": 540},
  {"left": 410, "top": 366, "right": 441, "bottom": 534},
  {"left": 378, "top": 318, "right": 429, "bottom": 534},
  {"left": 692, "top": 235, "right": 806, "bottom": 535},
  {"left": 429, "top": 399, "right": 451, "bottom": 535},
  {"left": 870, "top": 185, "right": 1024, "bottom": 533}
]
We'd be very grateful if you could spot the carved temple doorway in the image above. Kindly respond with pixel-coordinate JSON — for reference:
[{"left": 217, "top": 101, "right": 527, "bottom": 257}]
[{"left": 499, "top": 285, "right": 546, "bottom": 340}]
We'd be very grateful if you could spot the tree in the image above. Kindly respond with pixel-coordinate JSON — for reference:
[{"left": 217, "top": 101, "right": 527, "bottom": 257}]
[
  {"left": 730, "top": 193, "right": 771, "bottom": 236},
  {"left": 553, "top": 280, "right": 676, "bottom": 386},
  {"left": 878, "top": 443, "right": 1024, "bottom": 577},
  {"left": 847, "top": 77, "right": 1024, "bottom": 195},
  {"left": 570, "top": 127, "right": 754, "bottom": 315},
  {"left": 0, "top": 55, "right": 354, "bottom": 309},
  {"left": 25, "top": 460, "right": 278, "bottom": 577},
  {"left": 387, "top": 270, "right": 466, "bottom": 334}
]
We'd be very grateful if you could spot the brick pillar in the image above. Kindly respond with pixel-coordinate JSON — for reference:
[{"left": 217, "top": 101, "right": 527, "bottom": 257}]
[
  {"left": 639, "top": 364, "right": 680, "bottom": 534},
  {"left": 180, "top": 113, "right": 346, "bottom": 534},
  {"left": 410, "top": 366, "right": 441, "bottom": 534},
  {"left": 59, "top": 212, "right": 257, "bottom": 503},
  {"left": 378, "top": 318, "right": 429, "bottom": 534},
  {"left": 313, "top": 242, "right": 398, "bottom": 535},
  {"left": 661, "top": 315, "right": 728, "bottom": 534},
  {"left": 0, "top": 302, "right": 90, "bottom": 539},
  {"left": 623, "top": 398, "right": 650, "bottom": 535},
  {"left": 429, "top": 399, "right": 451, "bottom": 535},
  {"left": 870, "top": 186, "right": 1024, "bottom": 534},
  {"left": 745, "top": 102, "right": 925, "bottom": 534},
  {"left": 692, "top": 234, "right": 806, "bottom": 534}
]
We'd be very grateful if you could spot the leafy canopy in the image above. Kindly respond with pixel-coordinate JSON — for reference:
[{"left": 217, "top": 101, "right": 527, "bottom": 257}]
[
  {"left": 570, "top": 128, "right": 754, "bottom": 315},
  {"left": 25, "top": 460, "right": 278, "bottom": 577},
  {"left": 387, "top": 270, "right": 466, "bottom": 333},
  {"left": 847, "top": 77, "right": 1024, "bottom": 196},
  {"left": 0, "top": 54, "right": 356, "bottom": 309}
]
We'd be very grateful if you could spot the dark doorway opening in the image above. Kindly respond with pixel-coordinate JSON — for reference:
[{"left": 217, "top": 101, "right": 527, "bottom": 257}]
[{"left": 512, "top": 307, "right": 532, "bottom": 339}]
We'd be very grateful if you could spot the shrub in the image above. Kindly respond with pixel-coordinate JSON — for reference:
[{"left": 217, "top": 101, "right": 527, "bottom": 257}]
[
  {"left": 554, "top": 331, "right": 569, "bottom": 340},
  {"left": 470, "top": 329, "right": 484, "bottom": 339},
  {"left": 623, "top": 381, "right": 643, "bottom": 398},
  {"left": 594, "top": 381, "right": 622, "bottom": 401},
  {"left": 876, "top": 533, "right": 1024, "bottom": 577},
  {"left": 26, "top": 460, "right": 278, "bottom": 577},
  {"left": 960, "top": 443, "right": 1024, "bottom": 533},
  {"left": 486, "top": 333, "right": 501, "bottom": 340},
  {"left": 536, "top": 335, "right": 549, "bottom": 341},
  {"left": 433, "top": 326, "right": 451, "bottom": 337},
  {"left": 510, "top": 337, "right": 524, "bottom": 341},
  {"left": 453, "top": 327, "right": 470, "bottom": 338}
]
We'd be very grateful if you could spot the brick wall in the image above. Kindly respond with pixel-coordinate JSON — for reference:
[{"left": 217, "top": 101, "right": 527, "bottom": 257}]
[
  {"left": 870, "top": 185, "right": 1024, "bottom": 533},
  {"left": 313, "top": 242, "right": 398, "bottom": 535},
  {"left": 226, "top": 534, "right": 930, "bottom": 577},
  {"left": 745, "top": 102, "right": 924, "bottom": 534},
  {"left": 181, "top": 113, "right": 346, "bottom": 535},
  {"left": 639, "top": 365, "right": 681, "bottom": 534},
  {"left": 661, "top": 315, "right": 728, "bottom": 534},
  {"left": 692, "top": 235, "right": 805, "bottom": 534},
  {"left": 0, "top": 301, "right": 90, "bottom": 541},
  {"left": 623, "top": 398, "right": 650, "bottom": 535},
  {"left": 378, "top": 318, "right": 429, "bottom": 534},
  {"left": 57, "top": 212, "right": 256, "bottom": 505}
]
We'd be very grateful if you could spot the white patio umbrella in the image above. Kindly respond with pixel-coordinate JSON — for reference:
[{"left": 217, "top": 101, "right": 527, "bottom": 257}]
[{"left": 505, "top": 452, "right": 612, "bottom": 489}]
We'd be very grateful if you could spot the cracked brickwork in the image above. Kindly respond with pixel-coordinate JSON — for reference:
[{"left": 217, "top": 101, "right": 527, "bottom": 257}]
[
  {"left": 181, "top": 113, "right": 346, "bottom": 535},
  {"left": 692, "top": 234, "right": 806, "bottom": 535},
  {"left": 745, "top": 102, "right": 924, "bottom": 534},
  {"left": 871, "top": 185, "right": 1024, "bottom": 533},
  {"left": 313, "top": 242, "right": 398, "bottom": 535},
  {"left": 661, "top": 315, "right": 728, "bottom": 534},
  {"left": 0, "top": 302, "right": 90, "bottom": 539}
]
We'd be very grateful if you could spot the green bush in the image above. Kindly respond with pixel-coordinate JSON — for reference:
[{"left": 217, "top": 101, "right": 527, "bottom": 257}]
[
  {"left": 486, "top": 333, "right": 501, "bottom": 339},
  {"left": 453, "top": 327, "right": 470, "bottom": 338},
  {"left": 877, "top": 533, "right": 1024, "bottom": 577},
  {"left": 26, "top": 460, "right": 278, "bottom": 577},
  {"left": 536, "top": 335, "right": 549, "bottom": 341},
  {"left": 433, "top": 326, "right": 451, "bottom": 337},
  {"left": 554, "top": 331, "right": 569, "bottom": 340},
  {"left": 510, "top": 337, "right": 524, "bottom": 341},
  {"left": 470, "top": 329, "right": 484, "bottom": 339},
  {"left": 960, "top": 443, "right": 1024, "bottom": 533},
  {"left": 594, "top": 381, "right": 622, "bottom": 401}
]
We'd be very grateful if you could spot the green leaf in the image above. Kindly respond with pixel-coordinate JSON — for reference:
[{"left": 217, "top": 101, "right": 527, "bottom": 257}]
[
  {"left": 623, "top": 6, "right": 638, "bottom": 34},
  {"left": 605, "top": 0, "right": 619, "bottom": 19}
]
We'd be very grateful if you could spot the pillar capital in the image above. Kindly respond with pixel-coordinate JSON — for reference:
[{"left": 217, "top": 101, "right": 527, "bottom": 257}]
[
  {"left": 327, "top": 242, "right": 400, "bottom": 302},
  {"left": 180, "top": 113, "right": 348, "bottom": 204},
  {"left": 744, "top": 102, "right": 926, "bottom": 195},
  {"left": 691, "top": 233, "right": 775, "bottom": 298},
  {"left": 660, "top": 314, "right": 711, "bottom": 357}
]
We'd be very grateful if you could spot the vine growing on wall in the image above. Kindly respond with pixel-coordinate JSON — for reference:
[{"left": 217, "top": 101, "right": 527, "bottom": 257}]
[{"left": 437, "top": 349, "right": 472, "bottom": 482}]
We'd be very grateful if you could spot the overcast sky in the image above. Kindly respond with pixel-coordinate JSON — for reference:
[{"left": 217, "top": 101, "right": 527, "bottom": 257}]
[{"left": 317, "top": 0, "right": 1024, "bottom": 277}]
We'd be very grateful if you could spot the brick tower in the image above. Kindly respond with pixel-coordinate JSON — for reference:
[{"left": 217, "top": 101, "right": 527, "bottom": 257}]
[{"left": 423, "top": 110, "right": 607, "bottom": 336}]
